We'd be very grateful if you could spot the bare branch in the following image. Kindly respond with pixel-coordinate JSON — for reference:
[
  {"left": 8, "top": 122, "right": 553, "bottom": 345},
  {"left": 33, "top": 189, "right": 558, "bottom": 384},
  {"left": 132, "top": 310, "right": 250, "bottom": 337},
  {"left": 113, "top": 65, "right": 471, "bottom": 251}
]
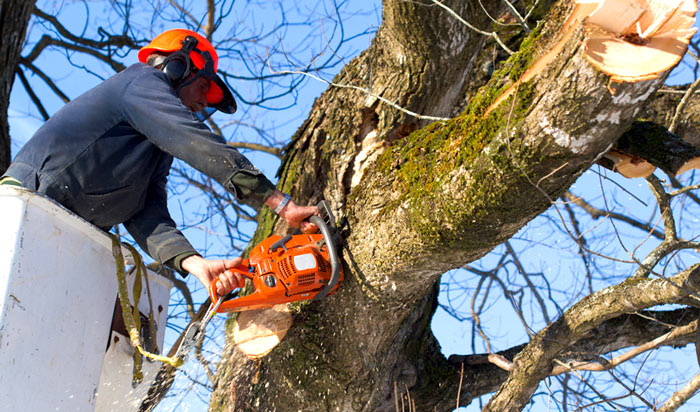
[
  {"left": 15, "top": 67, "right": 49, "bottom": 120},
  {"left": 658, "top": 372, "right": 700, "bottom": 412},
  {"left": 669, "top": 66, "right": 700, "bottom": 133},
  {"left": 551, "top": 320, "right": 698, "bottom": 375},
  {"left": 227, "top": 141, "right": 283, "bottom": 158},
  {"left": 431, "top": 0, "right": 515, "bottom": 54},
  {"left": 501, "top": 0, "right": 530, "bottom": 32},
  {"left": 19, "top": 59, "right": 70, "bottom": 103},
  {"left": 23, "top": 34, "right": 126, "bottom": 72},
  {"left": 484, "top": 264, "right": 700, "bottom": 411},
  {"left": 563, "top": 191, "right": 665, "bottom": 240}
]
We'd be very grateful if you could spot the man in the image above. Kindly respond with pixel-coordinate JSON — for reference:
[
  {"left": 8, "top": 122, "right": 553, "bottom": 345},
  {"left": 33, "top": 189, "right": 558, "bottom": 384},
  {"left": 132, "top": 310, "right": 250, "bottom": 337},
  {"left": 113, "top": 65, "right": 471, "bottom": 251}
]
[{"left": 1, "top": 29, "right": 316, "bottom": 295}]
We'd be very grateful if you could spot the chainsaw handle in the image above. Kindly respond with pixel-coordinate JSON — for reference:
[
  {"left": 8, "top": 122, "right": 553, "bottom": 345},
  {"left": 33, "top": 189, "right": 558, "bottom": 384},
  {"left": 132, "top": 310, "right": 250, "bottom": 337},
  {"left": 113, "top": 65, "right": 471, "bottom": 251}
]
[
  {"left": 270, "top": 234, "right": 292, "bottom": 252},
  {"left": 208, "top": 264, "right": 251, "bottom": 304},
  {"left": 310, "top": 214, "right": 341, "bottom": 301}
]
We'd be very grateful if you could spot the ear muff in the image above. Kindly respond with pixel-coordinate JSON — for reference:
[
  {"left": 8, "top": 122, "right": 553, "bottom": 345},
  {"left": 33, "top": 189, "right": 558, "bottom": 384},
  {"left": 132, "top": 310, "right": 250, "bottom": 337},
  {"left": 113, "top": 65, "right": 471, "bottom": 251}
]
[
  {"left": 162, "top": 53, "right": 191, "bottom": 84},
  {"left": 160, "top": 35, "right": 198, "bottom": 86}
]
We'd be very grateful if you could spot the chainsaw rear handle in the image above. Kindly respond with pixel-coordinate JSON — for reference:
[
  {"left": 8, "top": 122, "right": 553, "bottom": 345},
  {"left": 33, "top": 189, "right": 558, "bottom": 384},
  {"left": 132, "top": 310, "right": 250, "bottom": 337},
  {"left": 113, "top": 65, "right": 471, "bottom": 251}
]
[
  {"left": 208, "top": 264, "right": 251, "bottom": 303},
  {"left": 310, "top": 214, "right": 341, "bottom": 301}
]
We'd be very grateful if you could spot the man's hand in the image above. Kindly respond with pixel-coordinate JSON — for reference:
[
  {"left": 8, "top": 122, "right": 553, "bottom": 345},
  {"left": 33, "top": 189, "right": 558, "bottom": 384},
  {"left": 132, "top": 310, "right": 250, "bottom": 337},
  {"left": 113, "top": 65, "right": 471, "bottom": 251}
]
[
  {"left": 265, "top": 190, "right": 319, "bottom": 233},
  {"left": 181, "top": 254, "right": 246, "bottom": 296}
]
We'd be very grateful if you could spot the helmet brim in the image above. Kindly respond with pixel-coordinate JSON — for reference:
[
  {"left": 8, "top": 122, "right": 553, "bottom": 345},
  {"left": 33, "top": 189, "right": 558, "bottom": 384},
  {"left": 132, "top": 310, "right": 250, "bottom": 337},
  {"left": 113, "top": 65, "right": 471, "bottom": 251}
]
[{"left": 208, "top": 74, "right": 237, "bottom": 114}]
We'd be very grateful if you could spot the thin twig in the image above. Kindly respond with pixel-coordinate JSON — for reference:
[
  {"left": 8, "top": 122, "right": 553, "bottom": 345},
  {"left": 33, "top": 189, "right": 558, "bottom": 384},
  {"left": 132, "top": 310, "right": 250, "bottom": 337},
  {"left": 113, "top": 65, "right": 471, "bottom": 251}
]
[
  {"left": 562, "top": 191, "right": 665, "bottom": 240},
  {"left": 431, "top": 0, "right": 514, "bottom": 54},
  {"left": 502, "top": 0, "right": 530, "bottom": 32},
  {"left": 15, "top": 67, "right": 49, "bottom": 120},
  {"left": 551, "top": 320, "right": 697, "bottom": 375},
  {"left": 658, "top": 371, "right": 700, "bottom": 412},
  {"left": 227, "top": 141, "right": 283, "bottom": 158},
  {"left": 270, "top": 67, "right": 449, "bottom": 121},
  {"left": 456, "top": 363, "right": 464, "bottom": 410},
  {"left": 394, "top": 381, "right": 400, "bottom": 412},
  {"left": 670, "top": 51, "right": 700, "bottom": 133}
]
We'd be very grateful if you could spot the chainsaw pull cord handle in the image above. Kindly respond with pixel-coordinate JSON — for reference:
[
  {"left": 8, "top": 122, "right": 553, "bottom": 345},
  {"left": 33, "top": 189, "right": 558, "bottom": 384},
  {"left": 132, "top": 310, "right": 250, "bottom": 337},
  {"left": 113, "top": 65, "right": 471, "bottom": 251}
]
[{"left": 310, "top": 214, "right": 341, "bottom": 301}]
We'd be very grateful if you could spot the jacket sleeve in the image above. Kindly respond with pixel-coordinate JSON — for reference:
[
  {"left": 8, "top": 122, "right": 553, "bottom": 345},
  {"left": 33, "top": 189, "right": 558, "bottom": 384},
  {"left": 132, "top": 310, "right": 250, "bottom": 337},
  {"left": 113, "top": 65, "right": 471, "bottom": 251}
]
[
  {"left": 121, "top": 67, "right": 276, "bottom": 211},
  {"left": 123, "top": 167, "right": 197, "bottom": 275}
]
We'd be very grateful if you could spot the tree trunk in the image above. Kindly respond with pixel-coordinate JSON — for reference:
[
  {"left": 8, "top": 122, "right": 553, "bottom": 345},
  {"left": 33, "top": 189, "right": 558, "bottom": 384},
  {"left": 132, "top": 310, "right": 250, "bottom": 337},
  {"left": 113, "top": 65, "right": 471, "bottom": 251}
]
[
  {"left": 210, "top": 0, "right": 680, "bottom": 410},
  {"left": 0, "top": 0, "right": 35, "bottom": 173}
]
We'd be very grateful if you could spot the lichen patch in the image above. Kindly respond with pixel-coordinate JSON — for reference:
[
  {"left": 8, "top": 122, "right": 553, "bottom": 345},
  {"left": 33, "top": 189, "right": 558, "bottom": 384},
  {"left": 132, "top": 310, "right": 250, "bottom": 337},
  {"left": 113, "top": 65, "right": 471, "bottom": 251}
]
[{"left": 540, "top": 116, "right": 590, "bottom": 153}]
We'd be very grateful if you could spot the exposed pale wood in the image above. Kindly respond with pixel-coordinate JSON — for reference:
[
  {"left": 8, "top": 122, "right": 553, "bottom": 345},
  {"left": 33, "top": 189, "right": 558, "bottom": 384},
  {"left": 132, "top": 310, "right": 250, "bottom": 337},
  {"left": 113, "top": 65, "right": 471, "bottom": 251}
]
[
  {"left": 486, "top": 0, "right": 697, "bottom": 117},
  {"left": 232, "top": 304, "right": 292, "bottom": 359},
  {"left": 601, "top": 148, "right": 656, "bottom": 178},
  {"left": 485, "top": 1, "right": 597, "bottom": 115},
  {"left": 583, "top": 0, "right": 697, "bottom": 83},
  {"left": 677, "top": 157, "right": 700, "bottom": 175}
]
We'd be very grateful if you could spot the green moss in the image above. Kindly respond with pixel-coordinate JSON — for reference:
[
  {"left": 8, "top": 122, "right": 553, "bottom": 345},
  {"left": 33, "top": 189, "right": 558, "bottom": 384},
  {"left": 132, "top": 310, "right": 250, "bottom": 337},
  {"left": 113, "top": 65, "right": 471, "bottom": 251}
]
[{"left": 361, "top": 22, "right": 548, "bottom": 250}]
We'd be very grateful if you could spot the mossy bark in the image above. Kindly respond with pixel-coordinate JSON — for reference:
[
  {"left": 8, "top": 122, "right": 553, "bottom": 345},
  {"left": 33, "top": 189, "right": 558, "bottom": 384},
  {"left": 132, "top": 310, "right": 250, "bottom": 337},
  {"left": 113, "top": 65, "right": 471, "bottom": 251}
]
[{"left": 210, "top": 0, "right": 676, "bottom": 411}]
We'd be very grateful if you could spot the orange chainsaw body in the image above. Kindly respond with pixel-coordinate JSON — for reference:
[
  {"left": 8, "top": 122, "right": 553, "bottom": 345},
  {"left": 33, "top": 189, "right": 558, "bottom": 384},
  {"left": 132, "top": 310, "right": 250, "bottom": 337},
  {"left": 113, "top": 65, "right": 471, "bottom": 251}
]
[{"left": 211, "top": 232, "right": 343, "bottom": 312}]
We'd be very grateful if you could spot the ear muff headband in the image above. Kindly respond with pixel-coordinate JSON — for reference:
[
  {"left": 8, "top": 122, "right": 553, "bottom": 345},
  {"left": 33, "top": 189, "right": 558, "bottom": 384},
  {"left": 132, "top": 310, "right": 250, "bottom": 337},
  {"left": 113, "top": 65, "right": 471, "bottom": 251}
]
[
  {"left": 161, "top": 36, "right": 198, "bottom": 86},
  {"left": 157, "top": 34, "right": 237, "bottom": 114}
]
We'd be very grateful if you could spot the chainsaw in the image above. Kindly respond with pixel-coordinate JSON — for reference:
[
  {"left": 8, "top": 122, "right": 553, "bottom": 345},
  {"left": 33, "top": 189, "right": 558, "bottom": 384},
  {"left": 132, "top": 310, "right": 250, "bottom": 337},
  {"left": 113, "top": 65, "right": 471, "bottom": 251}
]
[
  {"left": 208, "top": 199, "right": 343, "bottom": 312},
  {"left": 173, "top": 200, "right": 342, "bottom": 363}
]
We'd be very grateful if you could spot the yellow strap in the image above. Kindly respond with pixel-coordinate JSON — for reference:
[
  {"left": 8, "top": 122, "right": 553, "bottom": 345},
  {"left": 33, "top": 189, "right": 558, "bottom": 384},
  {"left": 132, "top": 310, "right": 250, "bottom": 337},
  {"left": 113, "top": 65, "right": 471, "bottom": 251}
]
[
  {"left": 0, "top": 176, "right": 22, "bottom": 187},
  {"left": 110, "top": 234, "right": 184, "bottom": 381}
]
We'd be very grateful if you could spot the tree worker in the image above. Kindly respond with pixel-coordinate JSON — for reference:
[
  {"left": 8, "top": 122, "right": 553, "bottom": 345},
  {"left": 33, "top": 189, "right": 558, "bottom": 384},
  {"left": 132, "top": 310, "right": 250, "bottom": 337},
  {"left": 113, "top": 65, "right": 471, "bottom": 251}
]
[{"left": 0, "top": 29, "right": 316, "bottom": 295}]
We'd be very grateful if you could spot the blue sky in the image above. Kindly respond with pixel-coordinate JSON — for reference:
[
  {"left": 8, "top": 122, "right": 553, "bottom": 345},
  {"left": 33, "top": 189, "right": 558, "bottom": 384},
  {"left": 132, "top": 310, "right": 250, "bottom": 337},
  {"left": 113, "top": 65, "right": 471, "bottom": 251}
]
[{"left": 9, "top": 2, "right": 700, "bottom": 411}]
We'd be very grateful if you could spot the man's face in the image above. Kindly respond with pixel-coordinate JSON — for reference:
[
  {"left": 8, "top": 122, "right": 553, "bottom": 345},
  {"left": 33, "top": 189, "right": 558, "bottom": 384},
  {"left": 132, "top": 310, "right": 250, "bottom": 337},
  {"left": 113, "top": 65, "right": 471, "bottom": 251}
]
[{"left": 179, "top": 76, "right": 211, "bottom": 113}]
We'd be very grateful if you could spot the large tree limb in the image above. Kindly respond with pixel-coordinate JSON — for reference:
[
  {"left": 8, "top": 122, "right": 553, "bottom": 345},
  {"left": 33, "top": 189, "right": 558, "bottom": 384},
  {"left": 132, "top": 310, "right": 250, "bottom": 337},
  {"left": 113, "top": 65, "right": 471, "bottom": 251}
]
[
  {"left": 443, "top": 308, "right": 699, "bottom": 408},
  {"left": 483, "top": 264, "right": 700, "bottom": 411},
  {"left": 599, "top": 121, "right": 700, "bottom": 178},
  {"left": 212, "top": 0, "right": 689, "bottom": 410}
]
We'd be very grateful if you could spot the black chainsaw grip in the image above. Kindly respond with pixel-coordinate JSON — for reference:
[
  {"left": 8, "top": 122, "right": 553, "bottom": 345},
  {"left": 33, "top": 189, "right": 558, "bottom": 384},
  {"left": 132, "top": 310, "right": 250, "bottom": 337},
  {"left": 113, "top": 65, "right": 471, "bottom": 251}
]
[{"left": 310, "top": 214, "right": 340, "bottom": 301}]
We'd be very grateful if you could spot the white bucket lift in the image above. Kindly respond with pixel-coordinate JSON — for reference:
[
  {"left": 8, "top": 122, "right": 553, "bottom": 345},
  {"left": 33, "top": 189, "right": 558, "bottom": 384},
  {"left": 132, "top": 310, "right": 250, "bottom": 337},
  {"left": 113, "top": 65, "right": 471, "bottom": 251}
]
[{"left": 0, "top": 186, "right": 172, "bottom": 411}]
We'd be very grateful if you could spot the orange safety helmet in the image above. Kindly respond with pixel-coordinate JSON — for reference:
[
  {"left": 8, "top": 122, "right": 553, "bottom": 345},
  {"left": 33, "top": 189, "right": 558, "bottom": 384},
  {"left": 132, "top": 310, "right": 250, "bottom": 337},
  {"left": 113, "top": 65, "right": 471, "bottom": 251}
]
[{"left": 138, "top": 29, "right": 237, "bottom": 114}]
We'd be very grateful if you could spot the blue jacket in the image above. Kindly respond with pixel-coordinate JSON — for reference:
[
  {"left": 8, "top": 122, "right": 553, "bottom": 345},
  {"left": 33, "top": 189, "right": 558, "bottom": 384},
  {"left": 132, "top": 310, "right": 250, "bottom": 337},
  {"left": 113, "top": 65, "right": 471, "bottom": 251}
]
[{"left": 5, "top": 63, "right": 275, "bottom": 271}]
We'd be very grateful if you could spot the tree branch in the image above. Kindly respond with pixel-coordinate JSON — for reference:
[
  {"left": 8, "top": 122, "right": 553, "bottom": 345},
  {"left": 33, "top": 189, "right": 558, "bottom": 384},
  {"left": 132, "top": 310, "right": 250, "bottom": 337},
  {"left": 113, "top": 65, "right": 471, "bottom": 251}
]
[
  {"left": 563, "top": 190, "right": 665, "bottom": 240},
  {"left": 15, "top": 67, "right": 49, "bottom": 120},
  {"left": 658, "top": 372, "right": 700, "bottom": 412},
  {"left": 227, "top": 141, "right": 283, "bottom": 158},
  {"left": 446, "top": 308, "right": 700, "bottom": 409},
  {"left": 19, "top": 59, "right": 70, "bottom": 103},
  {"left": 484, "top": 265, "right": 700, "bottom": 411}
]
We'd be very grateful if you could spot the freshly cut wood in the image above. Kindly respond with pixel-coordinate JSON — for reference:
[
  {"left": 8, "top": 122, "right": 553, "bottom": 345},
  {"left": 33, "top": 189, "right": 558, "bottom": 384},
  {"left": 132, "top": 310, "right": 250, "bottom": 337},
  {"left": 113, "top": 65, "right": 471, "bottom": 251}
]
[
  {"left": 487, "top": 0, "right": 696, "bottom": 116},
  {"left": 232, "top": 304, "right": 293, "bottom": 359},
  {"left": 583, "top": 0, "right": 697, "bottom": 82},
  {"left": 600, "top": 148, "right": 656, "bottom": 178}
]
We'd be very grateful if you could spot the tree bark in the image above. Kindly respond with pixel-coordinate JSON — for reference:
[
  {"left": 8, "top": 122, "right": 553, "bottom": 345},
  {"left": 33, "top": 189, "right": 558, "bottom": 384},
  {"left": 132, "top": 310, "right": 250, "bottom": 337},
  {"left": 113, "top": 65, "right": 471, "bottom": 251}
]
[
  {"left": 0, "top": 0, "right": 35, "bottom": 173},
  {"left": 597, "top": 121, "right": 700, "bottom": 178},
  {"left": 210, "top": 0, "right": 683, "bottom": 411}
]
